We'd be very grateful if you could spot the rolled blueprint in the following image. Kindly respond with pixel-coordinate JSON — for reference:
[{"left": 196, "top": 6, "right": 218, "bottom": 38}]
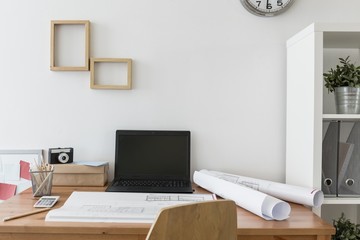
[
  {"left": 193, "top": 171, "right": 290, "bottom": 220},
  {"left": 200, "top": 169, "right": 324, "bottom": 208}
]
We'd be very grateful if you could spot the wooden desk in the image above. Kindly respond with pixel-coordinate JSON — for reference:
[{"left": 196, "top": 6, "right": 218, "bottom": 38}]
[{"left": 0, "top": 185, "right": 335, "bottom": 240}]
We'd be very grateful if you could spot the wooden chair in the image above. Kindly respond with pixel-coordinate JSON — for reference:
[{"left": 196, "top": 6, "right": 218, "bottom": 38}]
[{"left": 146, "top": 200, "right": 237, "bottom": 240}]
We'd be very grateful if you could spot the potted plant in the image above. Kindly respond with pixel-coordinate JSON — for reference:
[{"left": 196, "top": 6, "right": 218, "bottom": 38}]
[
  {"left": 323, "top": 56, "right": 360, "bottom": 114},
  {"left": 332, "top": 213, "right": 360, "bottom": 240}
]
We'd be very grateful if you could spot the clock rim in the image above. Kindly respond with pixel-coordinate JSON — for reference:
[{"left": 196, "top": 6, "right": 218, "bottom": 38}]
[{"left": 240, "top": 0, "right": 295, "bottom": 17}]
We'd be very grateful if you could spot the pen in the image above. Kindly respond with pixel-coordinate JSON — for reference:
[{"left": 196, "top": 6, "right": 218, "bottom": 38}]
[{"left": 2, "top": 208, "right": 51, "bottom": 222}]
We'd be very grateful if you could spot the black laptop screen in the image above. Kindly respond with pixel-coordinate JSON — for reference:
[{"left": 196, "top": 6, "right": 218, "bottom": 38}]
[{"left": 114, "top": 130, "right": 190, "bottom": 180}]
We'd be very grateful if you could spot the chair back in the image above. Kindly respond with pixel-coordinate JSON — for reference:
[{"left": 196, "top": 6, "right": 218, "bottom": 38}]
[{"left": 146, "top": 200, "right": 237, "bottom": 240}]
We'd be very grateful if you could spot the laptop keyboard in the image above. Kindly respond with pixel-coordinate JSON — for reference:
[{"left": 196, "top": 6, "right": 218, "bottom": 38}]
[{"left": 115, "top": 179, "right": 190, "bottom": 188}]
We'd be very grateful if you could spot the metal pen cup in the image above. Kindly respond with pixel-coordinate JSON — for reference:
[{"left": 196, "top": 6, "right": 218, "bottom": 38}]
[{"left": 30, "top": 170, "right": 54, "bottom": 197}]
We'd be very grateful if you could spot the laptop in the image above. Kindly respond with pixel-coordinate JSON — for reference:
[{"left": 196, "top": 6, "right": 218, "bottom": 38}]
[{"left": 106, "top": 130, "right": 193, "bottom": 193}]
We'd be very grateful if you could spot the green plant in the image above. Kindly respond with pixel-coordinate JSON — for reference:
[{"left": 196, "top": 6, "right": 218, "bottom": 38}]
[
  {"left": 323, "top": 56, "right": 360, "bottom": 93},
  {"left": 332, "top": 213, "right": 360, "bottom": 240}
]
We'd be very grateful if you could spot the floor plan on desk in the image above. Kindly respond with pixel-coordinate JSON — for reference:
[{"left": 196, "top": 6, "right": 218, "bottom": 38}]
[{"left": 45, "top": 191, "right": 215, "bottom": 223}]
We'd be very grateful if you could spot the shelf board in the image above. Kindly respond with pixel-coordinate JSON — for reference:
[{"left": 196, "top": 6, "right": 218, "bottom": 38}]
[
  {"left": 324, "top": 32, "right": 360, "bottom": 49},
  {"left": 287, "top": 23, "right": 360, "bottom": 48},
  {"left": 324, "top": 197, "right": 360, "bottom": 205},
  {"left": 323, "top": 114, "right": 360, "bottom": 121}
]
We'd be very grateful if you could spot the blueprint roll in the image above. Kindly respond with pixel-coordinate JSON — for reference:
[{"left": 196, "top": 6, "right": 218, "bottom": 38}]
[
  {"left": 200, "top": 169, "right": 324, "bottom": 208},
  {"left": 193, "top": 171, "right": 290, "bottom": 221}
]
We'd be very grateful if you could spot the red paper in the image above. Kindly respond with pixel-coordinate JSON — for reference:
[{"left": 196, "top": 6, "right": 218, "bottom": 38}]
[
  {"left": 0, "top": 183, "right": 17, "bottom": 200},
  {"left": 20, "top": 160, "right": 31, "bottom": 180}
]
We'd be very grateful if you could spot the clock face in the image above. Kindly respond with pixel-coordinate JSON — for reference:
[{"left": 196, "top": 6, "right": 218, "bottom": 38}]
[{"left": 240, "top": 0, "right": 295, "bottom": 17}]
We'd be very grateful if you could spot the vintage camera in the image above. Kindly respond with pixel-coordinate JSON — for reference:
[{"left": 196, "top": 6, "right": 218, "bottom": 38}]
[{"left": 48, "top": 147, "right": 74, "bottom": 164}]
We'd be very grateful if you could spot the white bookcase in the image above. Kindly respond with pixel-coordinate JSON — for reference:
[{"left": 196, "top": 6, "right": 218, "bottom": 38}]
[{"left": 286, "top": 23, "right": 360, "bottom": 224}]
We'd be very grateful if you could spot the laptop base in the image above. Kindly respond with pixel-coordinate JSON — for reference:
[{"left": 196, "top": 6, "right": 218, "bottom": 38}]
[{"left": 106, "top": 184, "right": 193, "bottom": 193}]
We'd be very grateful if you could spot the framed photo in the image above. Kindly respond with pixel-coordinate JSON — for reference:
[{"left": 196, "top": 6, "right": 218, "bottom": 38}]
[{"left": 0, "top": 150, "right": 43, "bottom": 201}]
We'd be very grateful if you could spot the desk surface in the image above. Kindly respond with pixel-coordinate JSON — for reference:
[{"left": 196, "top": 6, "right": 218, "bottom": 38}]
[{"left": 0, "top": 185, "right": 335, "bottom": 240}]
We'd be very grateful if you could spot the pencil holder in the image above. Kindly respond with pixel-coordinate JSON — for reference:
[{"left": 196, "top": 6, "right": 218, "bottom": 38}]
[{"left": 30, "top": 170, "right": 54, "bottom": 197}]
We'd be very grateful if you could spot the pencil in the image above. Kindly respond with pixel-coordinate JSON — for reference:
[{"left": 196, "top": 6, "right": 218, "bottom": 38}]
[{"left": 2, "top": 208, "right": 51, "bottom": 222}]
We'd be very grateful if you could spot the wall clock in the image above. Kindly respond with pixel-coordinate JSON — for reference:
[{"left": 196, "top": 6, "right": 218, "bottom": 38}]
[{"left": 240, "top": 0, "right": 295, "bottom": 17}]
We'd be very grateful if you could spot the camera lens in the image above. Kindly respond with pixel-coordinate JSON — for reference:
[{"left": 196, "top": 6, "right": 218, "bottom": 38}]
[{"left": 58, "top": 152, "right": 69, "bottom": 163}]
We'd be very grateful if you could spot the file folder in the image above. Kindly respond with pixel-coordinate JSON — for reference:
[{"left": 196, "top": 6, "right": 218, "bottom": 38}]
[
  {"left": 338, "top": 122, "right": 360, "bottom": 196},
  {"left": 337, "top": 142, "right": 354, "bottom": 194},
  {"left": 322, "top": 121, "right": 339, "bottom": 196}
]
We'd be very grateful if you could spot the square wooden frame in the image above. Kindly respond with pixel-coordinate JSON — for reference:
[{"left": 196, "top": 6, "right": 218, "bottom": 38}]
[
  {"left": 90, "top": 58, "right": 132, "bottom": 90},
  {"left": 50, "top": 20, "right": 90, "bottom": 71}
]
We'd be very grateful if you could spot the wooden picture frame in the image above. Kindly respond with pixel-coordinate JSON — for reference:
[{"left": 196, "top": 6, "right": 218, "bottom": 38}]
[
  {"left": 90, "top": 58, "right": 133, "bottom": 90},
  {"left": 50, "top": 20, "right": 90, "bottom": 71}
]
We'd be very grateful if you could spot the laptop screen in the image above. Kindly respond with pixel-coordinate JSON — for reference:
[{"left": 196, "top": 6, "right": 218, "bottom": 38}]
[{"left": 114, "top": 130, "right": 190, "bottom": 180}]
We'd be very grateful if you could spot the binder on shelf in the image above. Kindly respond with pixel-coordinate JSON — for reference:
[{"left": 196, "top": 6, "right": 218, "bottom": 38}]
[
  {"left": 337, "top": 142, "right": 354, "bottom": 193},
  {"left": 338, "top": 122, "right": 360, "bottom": 197},
  {"left": 322, "top": 121, "right": 339, "bottom": 196}
]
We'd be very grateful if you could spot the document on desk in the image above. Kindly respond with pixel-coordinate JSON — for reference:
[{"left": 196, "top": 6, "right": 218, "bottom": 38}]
[
  {"left": 194, "top": 170, "right": 291, "bottom": 220},
  {"left": 199, "top": 169, "right": 324, "bottom": 207},
  {"left": 45, "top": 191, "right": 215, "bottom": 223}
]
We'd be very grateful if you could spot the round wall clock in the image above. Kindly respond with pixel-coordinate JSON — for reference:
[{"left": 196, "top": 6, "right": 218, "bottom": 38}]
[{"left": 240, "top": 0, "right": 295, "bottom": 17}]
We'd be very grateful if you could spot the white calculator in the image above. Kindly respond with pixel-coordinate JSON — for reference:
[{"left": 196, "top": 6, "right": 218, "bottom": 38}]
[{"left": 34, "top": 196, "right": 60, "bottom": 208}]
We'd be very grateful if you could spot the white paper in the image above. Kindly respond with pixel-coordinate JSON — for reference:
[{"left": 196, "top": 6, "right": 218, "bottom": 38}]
[
  {"left": 72, "top": 161, "right": 108, "bottom": 167},
  {"left": 193, "top": 171, "right": 290, "bottom": 220},
  {"left": 3, "top": 163, "right": 20, "bottom": 181},
  {"left": 201, "top": 169, "right": 324, "bottom": 207},
  {"left": 13, "top": 180, "right": 32, "bottom": 194},
  {"left": 46, "top": 191, "right": 215, "bottom": 223}
]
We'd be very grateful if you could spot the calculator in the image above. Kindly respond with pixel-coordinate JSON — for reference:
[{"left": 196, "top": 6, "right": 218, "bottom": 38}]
[{"left": 33, "top": 196, "right": 60, "bottom": 208}]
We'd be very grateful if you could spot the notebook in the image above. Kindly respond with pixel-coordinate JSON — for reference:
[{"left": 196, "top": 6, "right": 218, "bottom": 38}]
[{"left": 106, "top": 130, "right": 193, "bottom": 193}]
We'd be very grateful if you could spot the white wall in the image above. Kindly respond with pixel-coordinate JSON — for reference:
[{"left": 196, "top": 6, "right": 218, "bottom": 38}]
[{"left": 1, "top": 0, "right": 360, "bottom": 182}]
